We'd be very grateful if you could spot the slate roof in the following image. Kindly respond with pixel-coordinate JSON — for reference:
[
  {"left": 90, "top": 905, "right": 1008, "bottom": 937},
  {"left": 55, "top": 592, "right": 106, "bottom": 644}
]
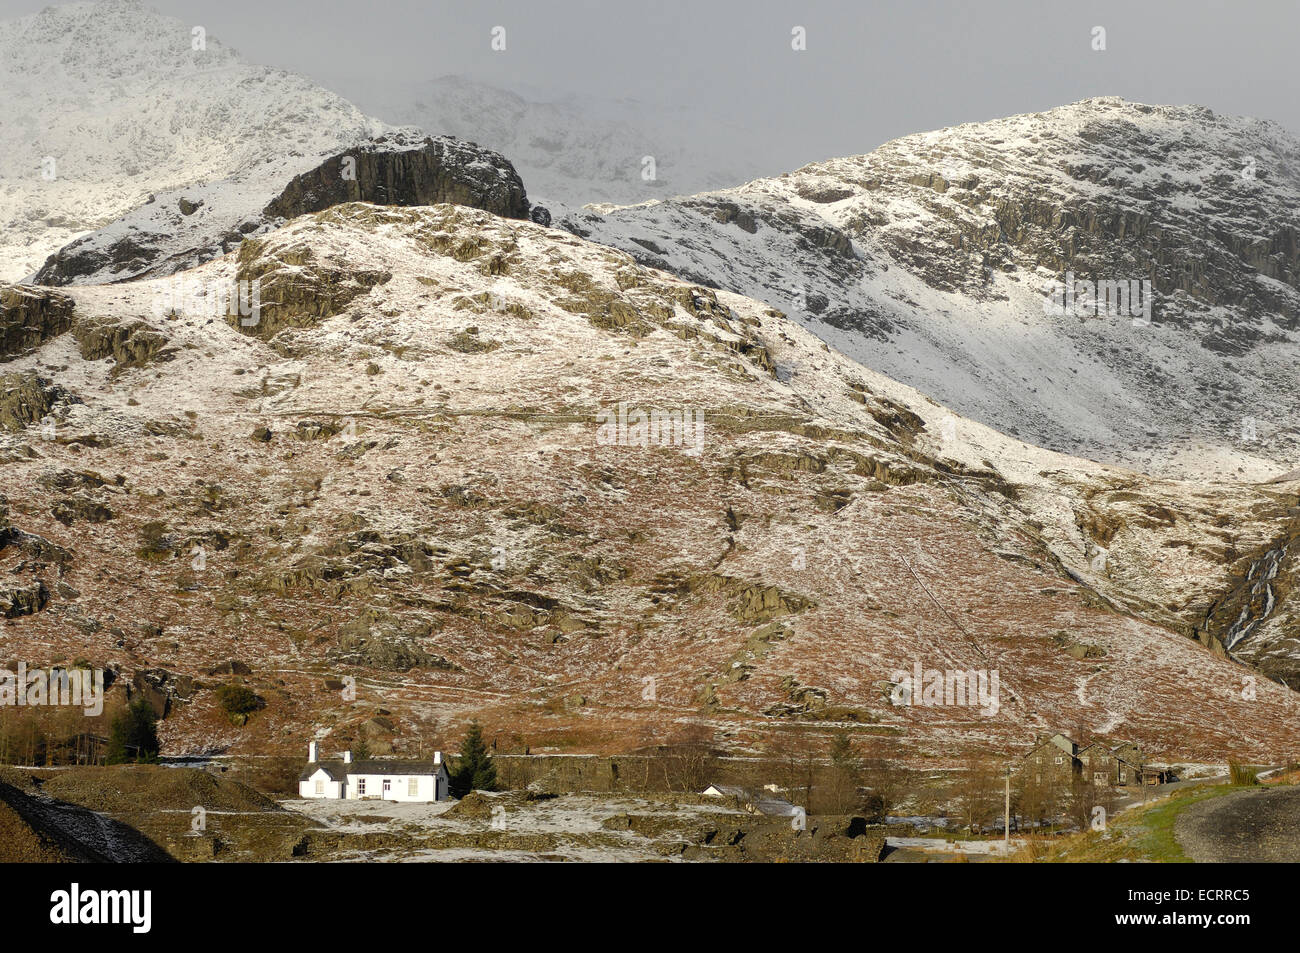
[
  {"left": 299, "top": 758, "right": 446, "bottom": 781},
  {"left": 754, "top": 797, "right": 800, "bottom": 817},
  {"left": 702, "top": 784, "right": 748, "bottom": 798},
  {"left": 299, "top": 761, "right": 351, "bottom": 782},
  {"left": 347, "top": 760, "right": 446, "bottom": 776}
]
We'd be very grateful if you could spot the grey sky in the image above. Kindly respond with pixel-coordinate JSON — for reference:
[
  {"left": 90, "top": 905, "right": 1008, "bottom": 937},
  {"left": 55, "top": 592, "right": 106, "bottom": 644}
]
[{"left": 6, "top": 0, "right": 1298, "bottom": 173}]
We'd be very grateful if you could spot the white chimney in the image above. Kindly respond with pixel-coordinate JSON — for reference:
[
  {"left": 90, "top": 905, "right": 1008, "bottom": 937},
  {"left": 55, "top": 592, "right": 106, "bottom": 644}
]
[
  {"left": 308, "top": 741, "right": 319, "bottom": 763},
  {"left": 433, "top": 751, "right": 441, "bottom": 765},
  {"left": 343, "top": 750, "right": 353, "bottom": 764}
]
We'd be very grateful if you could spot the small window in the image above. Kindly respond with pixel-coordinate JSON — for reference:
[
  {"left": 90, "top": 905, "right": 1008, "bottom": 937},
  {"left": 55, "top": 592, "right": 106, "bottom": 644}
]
[
  {"left": 315, "top": 779, "right": 324, "bottom": 795},
  {"left": 357, "top": 778, "right": 366, "bottom": 796},
  {"left": 409, "top": 778, "right": 419, "bottom": 797},
  {"left": 1054, "top": 756, "right": 1064, "bottom": 765}
]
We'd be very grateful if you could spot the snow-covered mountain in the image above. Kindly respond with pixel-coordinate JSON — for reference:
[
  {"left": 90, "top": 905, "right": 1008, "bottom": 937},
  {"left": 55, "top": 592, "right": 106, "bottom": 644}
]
[
  {"left": 349, "top": 74, "right": 773, "bottom": 214},
  {"left": 0, "top": 0, "right": 391, "bottom": 281},
  {"left": 3, "top": 5, "right": 1298, "bottom": 762},
  {"left": 4, "top": 201, "right": 1299, "bottom": 761},
  {"left": 567, "top": 98, "right": 1300, "bottom": 480}
]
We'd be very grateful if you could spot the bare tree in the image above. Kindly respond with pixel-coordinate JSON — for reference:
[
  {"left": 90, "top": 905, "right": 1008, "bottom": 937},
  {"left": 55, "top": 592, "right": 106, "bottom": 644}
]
[
  {"left": 822, "top": 730, "right": 863, "bottom": 813},
  {"left": 954, "top": 754, "right": 1001, "bottom": 835},
  {"left": 665, "top": 722, "right": 717, "bottom": 793},
  {"left": 763, "top": 731, "right": 815, "bottom": 808},
  {"left": 1066, "top": 774, "right": 1118, "bottom": 832},
  {"left": 862, "top": 753, "right": 915, "bottom": 822}
]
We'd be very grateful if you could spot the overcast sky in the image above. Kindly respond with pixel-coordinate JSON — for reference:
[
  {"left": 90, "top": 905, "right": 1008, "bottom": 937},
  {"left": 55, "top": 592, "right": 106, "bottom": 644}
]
[{"left": 5, "top": 0, "right": 1298, "bottom": 171}]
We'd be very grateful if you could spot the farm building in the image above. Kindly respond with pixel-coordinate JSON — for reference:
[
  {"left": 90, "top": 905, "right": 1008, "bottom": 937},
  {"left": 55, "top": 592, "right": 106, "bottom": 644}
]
[
  {"left": 1022, "top": 732, "right": 1080, "bottom": 789},
  {"left": 1022, "top": 734, "right": 1168, "bottom": 788},
  {"left": 298, "top": 742, "right": 450, "bottom": 802}
]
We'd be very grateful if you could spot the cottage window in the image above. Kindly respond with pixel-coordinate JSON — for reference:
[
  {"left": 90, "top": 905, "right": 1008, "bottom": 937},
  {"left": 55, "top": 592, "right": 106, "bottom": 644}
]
[
  {"left": 357, "top": 778, "right": 366, "bottom": 796},
  {"left": 409, "top": 778, "right": 419, "bottom": 797},
  {"left": 315, "top": 779, "right": 324, "bottom": 795},
  {"left": 1054, "top": 756, "right": 1064, "bottom": 765}
]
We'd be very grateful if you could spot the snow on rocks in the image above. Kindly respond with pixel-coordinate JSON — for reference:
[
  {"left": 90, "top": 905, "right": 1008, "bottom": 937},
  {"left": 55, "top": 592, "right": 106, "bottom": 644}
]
[
  {"left": 1, "top": 201, "right": 1297, "bottom": 766},
  {"left": 567, "top": 98, "right": 1300, "bottom": 483}
]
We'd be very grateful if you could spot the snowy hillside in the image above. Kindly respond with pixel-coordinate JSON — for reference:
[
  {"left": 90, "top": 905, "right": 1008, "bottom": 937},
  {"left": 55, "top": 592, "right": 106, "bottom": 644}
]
[
  {"left": 0, "top": 0, "right": 390, "bottom": 281},
  {"left": 3, "top": 202, "right": 1299, "bottom": 761},
  {"left": 3, "top": 7, "right": 1298, "bottom": 767},
  {"left": 567, "top": 98, "right": 1300, "bottom": 480}
]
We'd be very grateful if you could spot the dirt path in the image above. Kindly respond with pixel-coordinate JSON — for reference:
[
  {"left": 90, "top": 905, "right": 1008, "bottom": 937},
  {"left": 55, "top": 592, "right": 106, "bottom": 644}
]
[{"left": 1175, "top": 786, "right": 1300, "bottom": 862}]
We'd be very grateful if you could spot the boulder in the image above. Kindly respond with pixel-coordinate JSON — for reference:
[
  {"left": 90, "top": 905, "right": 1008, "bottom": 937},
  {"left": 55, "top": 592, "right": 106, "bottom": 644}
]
[
  {"left": 206, "top": 660, "right": 252, "bottom": 677},
  {"left": 0, "top": 581, "right": 47, "bottom": 618},
  {"left": 73, "top": 318, "right": 171, "bottom": 369},
  {"left": 265, "top": 136, "right": 530, "bottom": 223},
  {"left": 130, "top": 669, "right": 197, "bottom": 718}
]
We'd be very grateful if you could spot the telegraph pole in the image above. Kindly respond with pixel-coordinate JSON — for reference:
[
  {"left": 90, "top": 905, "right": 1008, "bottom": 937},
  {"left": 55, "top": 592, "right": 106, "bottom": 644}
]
[{"left": 1003, "top": 766, "right": 1011, "bottom": 854}]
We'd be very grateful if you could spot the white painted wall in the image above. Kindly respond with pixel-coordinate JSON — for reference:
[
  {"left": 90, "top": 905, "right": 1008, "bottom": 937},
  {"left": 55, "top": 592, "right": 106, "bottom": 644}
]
[
  {"left": 347, "top": 768, "right": 449, "bottom": 802},
  {"left": 299, "top": 768, "right": 345, "bottom": 799}
]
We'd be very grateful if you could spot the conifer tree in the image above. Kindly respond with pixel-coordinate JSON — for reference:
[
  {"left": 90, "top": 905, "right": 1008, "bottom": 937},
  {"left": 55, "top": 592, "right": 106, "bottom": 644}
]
[
  {"left": 450, "top": 721, "right": 498, "bottom": 796},
  {"left": 105, "top": 699, "right": 160, "bottom": 764}
]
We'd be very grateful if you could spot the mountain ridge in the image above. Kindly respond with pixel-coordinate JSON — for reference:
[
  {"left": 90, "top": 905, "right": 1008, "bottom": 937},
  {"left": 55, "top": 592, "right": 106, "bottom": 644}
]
[{"left": 567, "top": 97, "right": 1300, "bottom": 482}]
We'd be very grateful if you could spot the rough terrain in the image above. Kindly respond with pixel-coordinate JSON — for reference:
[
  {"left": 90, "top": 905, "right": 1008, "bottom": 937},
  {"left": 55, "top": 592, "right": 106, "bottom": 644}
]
[
  {"left": 1174, "top": 785, "right": 1300, "bottom": 862},
  {"left": 569, "top": 98, "right": 1300, "bottom": 483},
  {"left": 2, "top": 201, "right": 1299, "bottom": 768}
]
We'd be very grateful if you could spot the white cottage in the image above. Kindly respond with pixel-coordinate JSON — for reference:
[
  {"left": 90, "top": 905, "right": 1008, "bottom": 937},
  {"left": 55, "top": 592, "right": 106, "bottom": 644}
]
[{"left": 298, "top": 742, "right": 451, "bottom": 802}]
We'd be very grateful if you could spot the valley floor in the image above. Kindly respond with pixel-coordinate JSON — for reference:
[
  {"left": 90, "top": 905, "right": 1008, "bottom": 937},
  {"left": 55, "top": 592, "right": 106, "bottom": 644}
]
[{"left": 1008, "top": 774, "right": 1300, "bottom": 863}]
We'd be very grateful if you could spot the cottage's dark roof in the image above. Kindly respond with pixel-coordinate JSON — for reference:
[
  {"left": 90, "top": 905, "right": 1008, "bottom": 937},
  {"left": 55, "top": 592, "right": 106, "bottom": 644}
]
[
  {"left": 1078, "top": 742, "right": 1117, "bottom": 757},
  {"left": 299, "top": 761, "right": 351, "bottom": 782},
  {"left": 301, "top": 757, "right": 447, "bottom": 781},
  {"left": 1024, "top": 733, "right": 1078, "bottom": 758},
  {"left": 346, "top": 760, "right": 445, "bottom": 776}
]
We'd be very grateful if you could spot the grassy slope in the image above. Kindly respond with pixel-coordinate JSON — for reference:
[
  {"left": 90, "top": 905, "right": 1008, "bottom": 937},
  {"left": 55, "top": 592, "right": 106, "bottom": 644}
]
[{"left": 1010, "top": 784, "right": 1242, "bottom": 863}]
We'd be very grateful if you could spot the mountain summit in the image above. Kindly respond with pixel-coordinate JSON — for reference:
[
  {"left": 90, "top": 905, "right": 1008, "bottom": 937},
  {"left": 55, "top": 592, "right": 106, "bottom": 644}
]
[
  {"left": 0, "top": 0, "right": 388, "bottom": 281},
  {"left": 569, "top": 98, "right": 1300, "bottom": 480}
]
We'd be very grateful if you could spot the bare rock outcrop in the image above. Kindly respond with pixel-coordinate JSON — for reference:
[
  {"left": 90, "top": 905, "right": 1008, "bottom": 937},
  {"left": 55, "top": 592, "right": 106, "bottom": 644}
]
[
  {"left": 0, "top": 284, "right": 74, "bottom": 359},
  {"left": 265, "top": 135, "right": 530, "bottom": 223}
]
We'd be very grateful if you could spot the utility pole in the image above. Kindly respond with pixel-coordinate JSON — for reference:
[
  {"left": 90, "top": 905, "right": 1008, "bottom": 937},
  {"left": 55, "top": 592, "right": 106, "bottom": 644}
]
[{"left": 1003, "top": 766, "right": 1011, "bottom": 854}]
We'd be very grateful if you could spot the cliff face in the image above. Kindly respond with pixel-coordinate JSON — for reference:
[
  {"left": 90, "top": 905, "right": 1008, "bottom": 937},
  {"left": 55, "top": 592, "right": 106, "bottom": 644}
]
[
  {"left": 0, "top": 285, "right": 75, "bottom": 360},
  {"left": 264, "top": 136, "right": 531, "bottom": 223},
  {"left": 568, "top": 99, "right": 1300, "bottom": 481},
  {"left": 820, "top": 103, "right": 1300, "bottom": 348}
]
